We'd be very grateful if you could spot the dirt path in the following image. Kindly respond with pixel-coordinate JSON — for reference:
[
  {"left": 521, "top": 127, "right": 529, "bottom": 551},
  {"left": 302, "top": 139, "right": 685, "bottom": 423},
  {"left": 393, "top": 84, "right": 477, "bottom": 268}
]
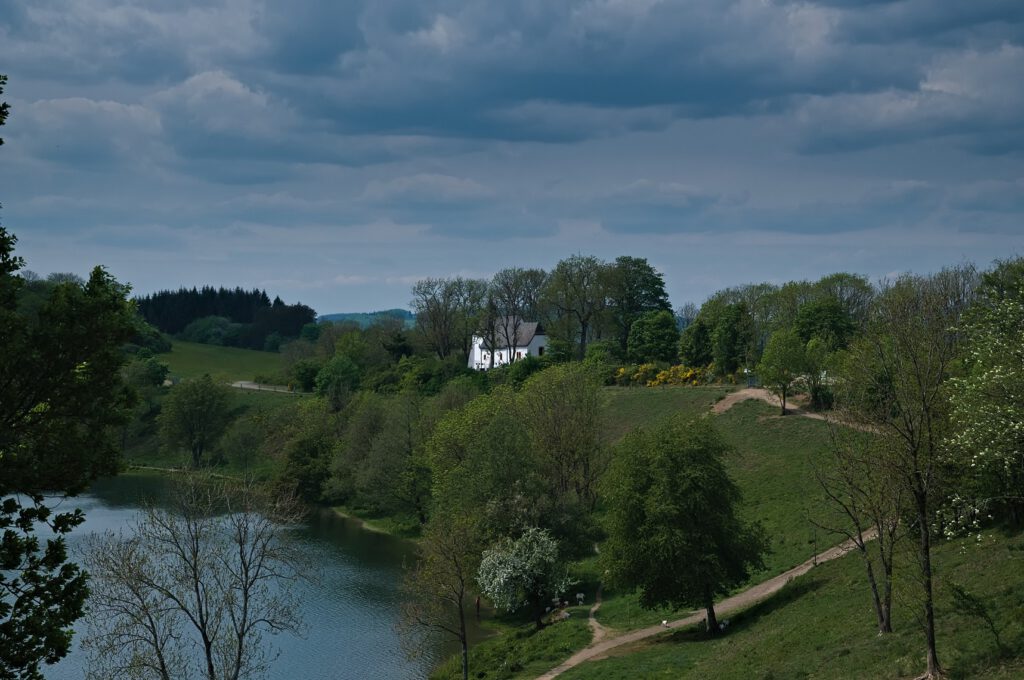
[
  {"left": 712, "top": 387, "right": 872, "bottom": 431},
  {"left": 535, "top": 535, "right": 866, "bottom": 679},
  {"left": 587, "top": 585, "right": 609, "bottom": 645},
  {"left": 229, "top": 380, "right": 303, "bottom": 395}
]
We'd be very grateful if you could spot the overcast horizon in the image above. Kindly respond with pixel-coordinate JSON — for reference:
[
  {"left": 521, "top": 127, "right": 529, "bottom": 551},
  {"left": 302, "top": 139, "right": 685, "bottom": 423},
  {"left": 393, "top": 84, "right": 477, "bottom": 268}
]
[{"left": 2, "top": 0, "right": 1023, "bottom": 315}]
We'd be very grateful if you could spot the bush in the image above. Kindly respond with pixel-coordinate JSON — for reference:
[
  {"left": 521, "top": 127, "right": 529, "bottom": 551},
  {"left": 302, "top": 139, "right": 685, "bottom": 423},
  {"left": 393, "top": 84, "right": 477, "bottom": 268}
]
[{"left": 647, "top": 364, "right": 707, "bottom": 387}]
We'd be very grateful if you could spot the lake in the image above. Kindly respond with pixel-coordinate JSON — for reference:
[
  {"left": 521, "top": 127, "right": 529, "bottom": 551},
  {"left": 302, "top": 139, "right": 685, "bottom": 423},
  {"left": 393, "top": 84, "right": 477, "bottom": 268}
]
[{"left": 42, "top": 473, "right": 470, "bottom": 680}]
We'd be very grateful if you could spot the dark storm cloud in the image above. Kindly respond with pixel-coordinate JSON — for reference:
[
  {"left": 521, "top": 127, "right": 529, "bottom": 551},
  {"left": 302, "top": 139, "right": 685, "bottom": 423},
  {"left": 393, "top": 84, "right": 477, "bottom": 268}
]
[{"left": 3, "top": 0, "right": 1024, "bottom": 313}]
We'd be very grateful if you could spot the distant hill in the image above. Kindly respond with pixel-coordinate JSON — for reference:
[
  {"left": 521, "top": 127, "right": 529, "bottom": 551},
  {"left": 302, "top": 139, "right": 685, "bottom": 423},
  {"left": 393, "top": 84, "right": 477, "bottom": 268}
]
[{"left": 318, "top": 308, "right": 415, "bottom": 329}]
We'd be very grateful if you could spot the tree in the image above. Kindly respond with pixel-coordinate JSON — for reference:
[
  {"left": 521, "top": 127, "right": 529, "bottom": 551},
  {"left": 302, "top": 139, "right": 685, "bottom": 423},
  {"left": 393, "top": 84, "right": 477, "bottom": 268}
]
[
  {"left": 477, "top": 527, "right": 573, "bottom": 630},
  {"left": 82, "top": 475, "right": 305, "bottom": 680},
  {"left": 401, "top": 519, "right": 479, "bottom": 680},
  {"left": 0, "top": 75, "right": 8, "bottom": 144},
  {"left": 627, "top": 309, "right": 679, "bottom": 364},
  {"left": 678, "top": 316, "right": 713, "bottom": 367},
  {"left": 158, "top": 375, "right": 231, "bottom": 468},
  {"left": 314, "top": 354, "right": 361, "bottom": 411},
  {"left": 835, "top": 266, "right": 976, "bottom": 679},
  {"left": 795, "top": 296, "right": 856, "bottom": 348},
  {"left": 606, "top": 256, "right": 671, "bottom": 357},
  {"left": 815, "top": 428, "right": 905, "bottom": 634},
  {"left": 411, "top": 277, "right": 487, "bottom": 360},
  {"left": 710, "top": 303, "right": 753, "bottom": 376},
  {"left": 519, "top": 364, "right": 607, "bottom": 522},
  {"left": 491, "top": 267, "right": 547, "bottom": 362},
  {"left": 603, "top": 415, "right": 768, "bottom": 633},
  {"left": 948, "top": 258, "right": 1024, "bottom": 525},
  {"left": 542, "top": 255, "right": 608, "bottom": 360},
  {"left": 757, "top": 329, "right": 806, "bottom": 415},
  {"left": 1, "top": 220, "right": 137, "bottom": 675}
]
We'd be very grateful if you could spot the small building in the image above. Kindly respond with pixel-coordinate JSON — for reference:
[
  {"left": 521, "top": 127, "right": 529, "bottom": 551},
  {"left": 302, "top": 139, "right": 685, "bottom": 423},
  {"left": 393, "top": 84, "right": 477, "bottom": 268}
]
[{"left": 468, "top": 317, "right": 547, "bottom": 370}]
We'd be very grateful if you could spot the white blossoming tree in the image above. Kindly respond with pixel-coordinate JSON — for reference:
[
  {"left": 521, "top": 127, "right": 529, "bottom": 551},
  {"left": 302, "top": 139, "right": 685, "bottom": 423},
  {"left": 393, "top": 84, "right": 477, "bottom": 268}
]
[
  {"left": 476, "top": 527, "right": 573, "bottom": 630},
  {"left": 949, "top": 258, "right": 1024, "bottom": 527}
]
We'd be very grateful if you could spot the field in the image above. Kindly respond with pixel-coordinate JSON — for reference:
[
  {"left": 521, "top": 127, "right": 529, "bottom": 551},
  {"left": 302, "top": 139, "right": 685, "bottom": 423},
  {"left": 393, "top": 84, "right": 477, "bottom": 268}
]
[
  {"left": 601, "top": 385, "right": 733, "bottom": 443},
  {"left": 560, "top": 528, "right": 1024, "bottom": 679},
  {"left": 161, "top": 340, "right": 286, "bottom": 382},
  {"left": 593, "top": 396, "right": 835, "bottom": 631}
]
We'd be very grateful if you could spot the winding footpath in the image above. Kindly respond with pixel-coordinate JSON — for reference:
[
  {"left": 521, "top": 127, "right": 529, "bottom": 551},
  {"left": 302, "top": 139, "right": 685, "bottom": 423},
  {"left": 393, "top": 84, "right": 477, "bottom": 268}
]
[{"left": 535, "top": 388, "right": 867, "bottom": 679}]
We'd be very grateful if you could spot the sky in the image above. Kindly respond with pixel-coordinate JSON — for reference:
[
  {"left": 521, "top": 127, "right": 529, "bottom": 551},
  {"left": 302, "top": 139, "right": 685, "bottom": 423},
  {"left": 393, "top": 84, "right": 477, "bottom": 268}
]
[{"left": 1, "top": 0, "right": 1023, "bottom": 315}]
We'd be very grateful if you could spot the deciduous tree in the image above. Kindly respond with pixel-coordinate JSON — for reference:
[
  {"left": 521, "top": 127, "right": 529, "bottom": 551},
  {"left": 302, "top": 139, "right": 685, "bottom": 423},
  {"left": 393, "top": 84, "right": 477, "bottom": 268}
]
[
  {"left": 757, "top": 329, "right": 806, "bottom": 415},
  {"left": 477, "top": 527, "right": 573, "bottom": 630},
  {"left": 158, "top": 375, "right": 231, "bottom": 467},
  {"left": 82, "top": 476, "right": 305, "bottom": 680},
  {"left": 835, "top": 266, "right": 977, "bottom": 679},
  {"left": 1, "top": 217, "right": 136, "bottom": 675},
  {"left": 603, "top": 415, "right": 767, "bottom": 634}
]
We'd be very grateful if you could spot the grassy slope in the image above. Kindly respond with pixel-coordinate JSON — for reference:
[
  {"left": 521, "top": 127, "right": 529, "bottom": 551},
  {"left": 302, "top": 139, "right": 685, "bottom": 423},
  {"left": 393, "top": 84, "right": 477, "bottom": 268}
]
[
  {"left": 561, "top": 528, "right": 1024, "bottom": 679},
  {"left": 595, "top": 397, "right": 834, "bottom": 631},
  {"left": 162, "top": 339, "right": 286, "bottom": 382},
  {"left": 601, "top": 386, "right": 733, "bottom": 444}
]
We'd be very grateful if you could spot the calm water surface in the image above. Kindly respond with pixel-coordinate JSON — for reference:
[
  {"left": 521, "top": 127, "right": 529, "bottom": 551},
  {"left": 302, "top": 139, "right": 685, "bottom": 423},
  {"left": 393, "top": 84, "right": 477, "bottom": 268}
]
[{"left": 43, "top": 473, "right": 466, "bottom": 680}]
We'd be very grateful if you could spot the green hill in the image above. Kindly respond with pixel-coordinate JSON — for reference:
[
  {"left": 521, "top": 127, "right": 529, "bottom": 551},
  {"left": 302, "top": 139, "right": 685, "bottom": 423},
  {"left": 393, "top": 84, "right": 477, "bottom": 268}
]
[
  {"left": 161, "top": 340, "right": 286, "bottom": 382},
  {"left": 435, "top": 389, "right": 1024, "bottom": 680},
  {"left": 318, "top": 308, "right": 414, "bottom": 329}
]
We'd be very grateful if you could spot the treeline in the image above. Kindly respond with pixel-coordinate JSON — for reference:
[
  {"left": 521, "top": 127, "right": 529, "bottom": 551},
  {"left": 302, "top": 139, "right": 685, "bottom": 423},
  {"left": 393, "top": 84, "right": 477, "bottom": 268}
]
[
  {"left": 409, "top": 255, "right": 672, "bottom": 365},
  {"left": 136, "top": 286, "right": 316, "bottom": 351}
]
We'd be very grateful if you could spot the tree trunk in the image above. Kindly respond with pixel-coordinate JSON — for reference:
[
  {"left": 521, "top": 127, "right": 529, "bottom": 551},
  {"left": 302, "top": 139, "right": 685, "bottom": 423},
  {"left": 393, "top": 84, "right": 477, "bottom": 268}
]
[
  {"left": 459, "top": 601, "right": 469, "bottom": 680},
  {"left": 704, "top": 587, "right": 719, "bottom": 635},
  {"left": 879, "top": 535, "right": 894, "bottom": 634},
  {"left": 916, "top": 494, "right": 941, "bottom": 677},
  {"left": 863, "top": 556, "right": 886, "bottom": 635},
  {"left": 780, "top": 387, "right": 787, "bottom": 416}
]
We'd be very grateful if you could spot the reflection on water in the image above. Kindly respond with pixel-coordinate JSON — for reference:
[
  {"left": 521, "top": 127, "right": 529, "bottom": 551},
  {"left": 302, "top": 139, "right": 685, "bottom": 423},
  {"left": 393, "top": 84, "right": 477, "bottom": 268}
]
[{"left": 43, "top": 473, "right": 466, "bottom": 680}]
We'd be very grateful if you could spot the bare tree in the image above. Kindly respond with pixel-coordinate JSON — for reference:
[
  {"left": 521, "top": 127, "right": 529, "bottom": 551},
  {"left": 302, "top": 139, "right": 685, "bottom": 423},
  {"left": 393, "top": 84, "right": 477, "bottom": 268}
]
[
  {"left": 411, "top": 277, "right": 488, "bottom": 360},
  {"left": 83, "top": 475, "right": 307, "bottom": 680},
  {"left": 815, "top": 427, "right": 905, "bottom": 634},
  {"left": 400, "top": 520, "right": 478, "bottom": 680},
  {"left": 491, "top": 267, "right": 548, "bottom": 362},
  {"left": 835, "top": 266, "right": 976, "bottom": 679}
]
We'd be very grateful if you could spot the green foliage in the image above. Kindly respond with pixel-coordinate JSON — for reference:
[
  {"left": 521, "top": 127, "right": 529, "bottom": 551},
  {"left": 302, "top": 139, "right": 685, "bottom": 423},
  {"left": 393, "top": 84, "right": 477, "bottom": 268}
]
[
  {"left": 315, "top": 354, "right": 361, "bottom": 410},
  {"left": 757, "top": 329, "right": 806, "bottom": 414},
  {"left": 627, "top": 309, "right": 680, "bottom": 364},
  {"left": 290, "top": 358, "right": 322, "bottom": 392},
  {"left": 158, "top": 374, "right": 232, "bottom": 467},
  {"left": 179, "top": 314, "right": 241, "bottom": 345},
  {"left": 795, "top": 296, "right": 856, "bottom": 347},
  {"left": 711, "top": 303, "right": 754, "bottom": 376},
  {"left": 543, "top": 255, "right": 609, "bottom": 360},
  {"left": 678, "top": 317, "right": 714, "bottom": 367},
  {"left": 606, "top": 256, "right": 672, "bottom": 357},
  {"left": 430, "top": 613, "right": 591, "bottom": 680},
  {"left": 603, "top": 415, "right": 768, "bottom": 624},
  {"left": 276, "top": 399, "right": 338, "bottom": 502},
  {"left": 1, "top": 219, "right": 137, "bottom": 676}
]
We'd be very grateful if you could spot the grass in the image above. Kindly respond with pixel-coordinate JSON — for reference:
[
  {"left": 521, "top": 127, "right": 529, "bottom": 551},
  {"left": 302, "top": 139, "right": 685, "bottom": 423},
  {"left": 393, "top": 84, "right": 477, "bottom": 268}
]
[
  {"left": 431, "top": 609, "right": 592, "bottom": 680},
  {"left": 330, "top": 505, "right": 423, "bottom": 539},
  {"left": 601, "top": 385, "right": 733, "bottom": 443},
  {"left": 161, "top": 340, "right": 286, "bottom": 383},
  {"left": 595, "top": 396, "right": 836, "bottom": 632},
  {"left": 559, "top": 527, "right": 1024, "bottom": 679}
]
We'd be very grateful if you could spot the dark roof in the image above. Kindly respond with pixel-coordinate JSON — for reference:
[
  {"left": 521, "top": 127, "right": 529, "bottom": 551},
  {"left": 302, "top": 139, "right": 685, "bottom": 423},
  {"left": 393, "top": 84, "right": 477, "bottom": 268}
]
[{"left": 482, "top": 316, "right": 545, "bottom": 350}]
